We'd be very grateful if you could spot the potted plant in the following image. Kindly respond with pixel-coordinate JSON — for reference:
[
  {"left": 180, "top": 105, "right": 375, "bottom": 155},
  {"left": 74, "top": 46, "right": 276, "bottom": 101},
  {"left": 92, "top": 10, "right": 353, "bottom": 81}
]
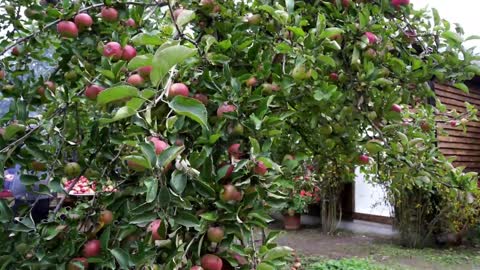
[
  {"left": 284, "top": 186, "right": 317, "bottom": 230},
  {"left": 278, "top": 158, "right": 320, "bottom": 230}
]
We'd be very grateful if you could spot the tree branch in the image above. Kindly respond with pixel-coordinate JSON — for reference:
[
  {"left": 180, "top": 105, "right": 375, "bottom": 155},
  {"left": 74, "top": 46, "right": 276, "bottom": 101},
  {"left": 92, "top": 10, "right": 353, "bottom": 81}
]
[{"left": 0, "top": 1, "right": 167, "bottom": 56}]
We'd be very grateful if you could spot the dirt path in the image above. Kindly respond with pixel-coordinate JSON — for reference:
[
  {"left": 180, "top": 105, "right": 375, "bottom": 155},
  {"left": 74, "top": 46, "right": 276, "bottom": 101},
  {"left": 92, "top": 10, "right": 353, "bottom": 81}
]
[{"left": 275, "top": 227, "right": 480, "bottom": 270}]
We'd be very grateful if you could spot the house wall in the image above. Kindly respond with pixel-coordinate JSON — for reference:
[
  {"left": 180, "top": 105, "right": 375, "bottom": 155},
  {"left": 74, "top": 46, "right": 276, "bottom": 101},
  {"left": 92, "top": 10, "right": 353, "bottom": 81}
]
[
  {"left": 353, "top": 169, "right": 392, "bottom": 218},
  {"left": 435, "top": 82, "right": 480, "bottom": 173}
]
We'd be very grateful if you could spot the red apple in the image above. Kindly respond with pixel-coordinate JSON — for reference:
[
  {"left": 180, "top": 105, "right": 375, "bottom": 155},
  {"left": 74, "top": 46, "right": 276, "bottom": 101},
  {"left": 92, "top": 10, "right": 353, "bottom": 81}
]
[
  {"left": 359, "top": 154, "right": 369, "bottom": 165},
  {"left": 254, "top": 161, "right": 268, "bottom": 175},
  {"left": 168, "top": 83, "right": 189, "bottom": 98},
  {"left": 147, "top": 219, "right": 163, "bottom": 240},
  {"left": 45, "top": 81, "right": 55, "bottom": 91},
  {"left": 85, "top": 84, "right": 104, "bottom": 100},
  {"left": 261, "top": 83, "right": 280, "bottom": 95},
  {"left": 149, "top": 137, "right": 169, "bottom": 154},
  {"left": 246, "top": 77, "right": 257, "bottom": 87},
  {"left": 138, "top": 66, "right": 152, "bottom": 78},
  {"left": 449, "top": 120, "right": 458, "bottom": 127},
  {"left": 207, "top": 226, "right": 224, "bottom": 243},
  {"left": 11, "top": 47, "right": 20, "bottom": 56},
  {"left": 82, "top": 239, "right": 101, "bottom": 258},
  {"left": 233, "top": 190, "right": 243, "bottom": 202},
  {"left": 31, "top": 161, "right": 46, "bottom": 171},
  {"left": 57, "top": 21, "right": 78, "bottom": 38},
  {"left": 391, "top": 104, "right": 402, "bottom": 113},
  {"left": 127, "top": 74, "right": 144, "bottom": 86},
  {"left": 74, "top": 13, "right": 93, "bottom": 29},
  {"left": 121, "top": 45, "right": 137, "bottom": 61},
  {"left": 100, "top": 210, "right": 113, "bottom": 225},
  {"left": 222, "top": 164, "right": 234, "bottom": 180},
  {"left": 217, "top": 103, "right": 237, "bottom": 118},
  {"left": 392, "top": 0, "right": 409, "bottom": 8},
  {"left": 342, "top": 0, "right": 351, "bottom": 8},
  {"left": 101, "top": 7, "right": 118, "bottom": 22},
  {"left": 329, "top": 72, "right": 339, "bottom": 81},
  {"left": 201, "top": 254, "right": 223, "bottom": 270},
  {"left": 200, "top": 0, "right": 215, "bottom": 6},
  {"left": 193, "top": 93, "right": 209, "bottom": 105},
  {"left": 247, "top": 14, "right": 261, "bottom": 25},
  {"left": 125, "top": 18, "right": 136, "bottom": 28},
  {"left": 365, "top": 32, "right": 377, "bottom": 44},
  {"left": 365, "top": 48, "right": 377, "bottom": 58},
  {"left": 228, "top": 143, "right": 241, "bottom": 158},
  {"left": 220, "top": 184, "right": 238, "bottom": 202},
  {"left": 103, "top": 42, "right": 123, "bottom": 59},
  {"left": 68, "top": 257, "right": 89, "bottom": 270},
  {"left": 173, "top": 8, "right": 184, "bottom": 20}
]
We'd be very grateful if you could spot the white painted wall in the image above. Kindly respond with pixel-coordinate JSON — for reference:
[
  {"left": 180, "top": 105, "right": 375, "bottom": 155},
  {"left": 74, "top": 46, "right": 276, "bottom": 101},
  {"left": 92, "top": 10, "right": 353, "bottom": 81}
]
[{"left": 354, "top": 168, "right": 392, "bottom": 217}]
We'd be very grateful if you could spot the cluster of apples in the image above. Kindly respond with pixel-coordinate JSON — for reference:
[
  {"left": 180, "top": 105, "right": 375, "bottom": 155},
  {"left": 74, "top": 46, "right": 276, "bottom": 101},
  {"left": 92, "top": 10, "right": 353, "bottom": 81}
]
[
  {"left": 63, "top": 176, "right": 96, "bottom": 195},
  {"left": 57, "top": 7, "right": 135, "bottom": 38}
]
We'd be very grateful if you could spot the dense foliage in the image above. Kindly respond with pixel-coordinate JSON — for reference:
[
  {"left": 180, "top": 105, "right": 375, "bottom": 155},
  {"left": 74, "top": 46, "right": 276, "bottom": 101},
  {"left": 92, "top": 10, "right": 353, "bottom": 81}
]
[{"left": 0, "top": 0, "right": 478, "bottom": 268}]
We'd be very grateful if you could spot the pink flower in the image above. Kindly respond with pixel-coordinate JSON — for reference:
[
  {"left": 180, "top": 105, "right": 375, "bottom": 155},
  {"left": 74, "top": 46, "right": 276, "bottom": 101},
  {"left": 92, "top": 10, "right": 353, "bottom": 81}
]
[{"left": 300, "top": 190, "right": 306, "bottom": 197}]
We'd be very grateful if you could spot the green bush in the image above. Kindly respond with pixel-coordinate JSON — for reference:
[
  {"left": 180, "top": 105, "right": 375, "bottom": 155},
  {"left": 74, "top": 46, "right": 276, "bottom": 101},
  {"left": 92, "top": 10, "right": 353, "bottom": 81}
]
[{"left": 306, "top": 258, "right": 385, "bottom": 270}]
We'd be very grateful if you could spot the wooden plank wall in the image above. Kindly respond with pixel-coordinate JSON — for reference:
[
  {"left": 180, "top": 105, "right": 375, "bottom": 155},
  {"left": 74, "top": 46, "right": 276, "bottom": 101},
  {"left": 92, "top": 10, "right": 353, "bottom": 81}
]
[{"left": 435, "top": 82, "right": 480, "bottom": 172}]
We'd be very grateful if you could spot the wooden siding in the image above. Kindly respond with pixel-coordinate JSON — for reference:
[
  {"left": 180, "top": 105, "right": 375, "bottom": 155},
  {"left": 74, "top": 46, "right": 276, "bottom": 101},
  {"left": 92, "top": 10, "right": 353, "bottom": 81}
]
[{"left": 435, "top": 82, "right": 480, "bottom": 172}]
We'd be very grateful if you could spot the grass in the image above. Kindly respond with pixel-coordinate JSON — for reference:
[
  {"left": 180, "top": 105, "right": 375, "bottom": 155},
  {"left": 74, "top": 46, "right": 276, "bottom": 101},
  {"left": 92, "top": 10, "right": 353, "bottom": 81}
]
[
  {"left": 303, "top": 258, "right": 398, "bottom": 270},
  {"left": 301, "top": 243, "right": 480, "bottom": 270},
  {"left": 369, "top": 243, "right": 480, "bottom": 267}
]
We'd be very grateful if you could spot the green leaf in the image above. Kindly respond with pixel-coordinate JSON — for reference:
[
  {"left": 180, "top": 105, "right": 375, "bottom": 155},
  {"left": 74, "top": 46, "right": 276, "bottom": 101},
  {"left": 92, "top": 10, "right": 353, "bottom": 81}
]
[
  {"left": 151, "top": 45, "right": 197, "bottom": 86},
  {"left": 158, "top": 186, "right": 171, "bottom": 207},
  {"left": 170, "top": 171, "right": 187, "bottom": 194},
  {"left": 454, "top": 82, "right": 469, "bottom": 93},
  {"left": 129, "top": 213, "right": 157, "bottom": 225},
  {"left": 3, "top": 124, "right": 25, "bottom": 140},
  {"left": 442, "top": 31, "right": 463, "bottom": 45},
  {"left": 20, "top": 175, "right": 37, "bottom": 185},
  {"left": 318, "top": 55, "right": 336, "bottom": 67},
  {"left": 0, "top": 200, "right": 13, "bottom": 223},
  {"left": 110, "top": 248, "right": 133, "bottom": 269},
  {"left": 199, "top": 211, "right": 218, "bottom": 222},
  {"left": 257, "top": 262, "right": 275, "bottom": 270},
  {"left": 144, "top": 177, "right": 158, "bottom": 203},
  {"left": 97, "top": 85, "right": 139, "bottom": 106},
  {"left": 157, "top": 145, "right": 185, "bottom": 168},
  {"left": 100, "top": 226, "right": 111, "bottom": 251},
  {"left": 432, "top": 8, "right": 440, "bottom": 26},
  {"left": 176, "top": 9, "right": 196, "bottom": 27},
  {"left": 263, "top": 246, "right": 294, "bottom": 261},
  {"left": 99, "top": 106, "right": 137, "bottom": 124},
  {"left": 140, "top": 142, "right": 157, "bottom": 168},
  {"left": 123, "top": 155, "right": 151, "bottom": 169},
  {"left": 174, "top": 211, "right": 199, "bottom": 228},
  {"left": 132, "top": 32, "right": 163, "bottom": 46},
  {"left": 286, "top": 26, "right": 304, "bottom": 37},
  {"left": 127, "top": 54, "right": 153, "bottom": 70},
  {"left": 319, "top": 27, "right": 344, "bottom": 40},
  {"left": 249, "top": 137, "right": 261, "bottom": 155},
  {"left": 169, "top": 96, "right": 209, "bottom": 130}
]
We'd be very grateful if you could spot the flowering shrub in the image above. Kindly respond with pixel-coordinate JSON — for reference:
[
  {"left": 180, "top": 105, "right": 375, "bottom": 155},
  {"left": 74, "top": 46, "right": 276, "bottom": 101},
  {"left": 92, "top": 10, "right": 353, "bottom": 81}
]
[{"left": 276, "top": 156, "right": 320, "bottom": 215}]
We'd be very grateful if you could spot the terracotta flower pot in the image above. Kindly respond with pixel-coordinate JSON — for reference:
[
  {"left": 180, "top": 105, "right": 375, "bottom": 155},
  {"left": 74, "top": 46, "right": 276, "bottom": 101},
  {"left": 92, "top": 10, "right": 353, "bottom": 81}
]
[{"left": 283, "top": 213, "right": 301, "bottom": 230}]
